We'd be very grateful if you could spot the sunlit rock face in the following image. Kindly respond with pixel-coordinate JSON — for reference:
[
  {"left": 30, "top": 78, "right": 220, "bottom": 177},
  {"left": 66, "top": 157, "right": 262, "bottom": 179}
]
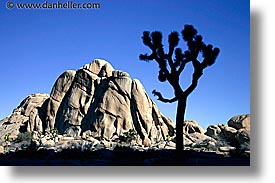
[{"left": 0, "top": 59, "right": 175, "bottom": 147}]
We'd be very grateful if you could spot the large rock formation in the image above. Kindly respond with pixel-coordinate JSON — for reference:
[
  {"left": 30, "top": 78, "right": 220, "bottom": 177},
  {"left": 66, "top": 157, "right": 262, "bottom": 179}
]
[
  {"left": 0, "top": 59, "right": 174, "bottom": 147},
  {"left": 0, "top": 59, "right": 250, "bottom": 159}
]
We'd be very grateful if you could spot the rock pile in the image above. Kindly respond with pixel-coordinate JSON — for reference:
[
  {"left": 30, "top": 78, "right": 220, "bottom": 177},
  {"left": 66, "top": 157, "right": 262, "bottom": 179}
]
[{"left": 182, "top": 114, "right": 250, "bottom": 156}]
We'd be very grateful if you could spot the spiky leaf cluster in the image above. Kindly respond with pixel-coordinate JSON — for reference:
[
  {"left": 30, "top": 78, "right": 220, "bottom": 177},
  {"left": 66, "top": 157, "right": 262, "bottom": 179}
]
[
  {"left": 201, "top": 45, "right": 220, "bottom": 68},
  {"left": 168, "top": 31, "right": 179, "bottom": 49},
  {"left": 140, "top": 24, "right": 220, "bottom": 84},
  {"left": 181, "top": 24, "right": 198, "bottom": 41}
]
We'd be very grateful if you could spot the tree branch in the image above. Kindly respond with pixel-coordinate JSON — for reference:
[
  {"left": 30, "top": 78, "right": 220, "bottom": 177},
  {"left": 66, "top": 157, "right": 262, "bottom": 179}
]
[
  {"left": 152, "top": 90, "right": 178, "bottom": 103},
  {"left": 167, "top": 56, "right": 176, "bottom": 73},
  {"left": 139, "top": 53, "right": 155, "bottom": 62},
  {"left": 155, "top": 56, "right": 170, "bottom": 76},
  {"left": 184, "top": 59, "right": 203, "bottom": 96},
  {"left": 177, "top": 58, "right": 190, "bottom": 74}
]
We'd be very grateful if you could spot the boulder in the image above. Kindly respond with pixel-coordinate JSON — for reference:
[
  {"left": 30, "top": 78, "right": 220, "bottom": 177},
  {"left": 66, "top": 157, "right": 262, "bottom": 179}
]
[
  {"left": 83, "top": 59, "right": 114, "bottom": 77},
  {"left": 50, "top": 70, "right": 76, "bottom": 102},
  {"left": 219, "top": 124, "right": 238, "bottom": 144},
  {"left": 228, "top": 114, "right": 250, "bottom": 131},
  {"left": 16, "top": 93, "right": 49, "bottom": 117},
  {"left": 143, "top": 137, "right": 151, "bottom": 147},
  {"left": 236, "top": 128, "right": 250, "bottom": 150},
  {"left": 82, "top": 130, "right": 92, "bottom": 139},
  {"left": 185, "top": 132, "right": 216, "bottom": 149},
  {"left": 60, "top": 136, "right": 75, "bottom": 141},
  {"left": 64, "top": 125, "right": 82, "bottom": 137},
  {"left": 205, "top": 124, "right": 238, "bottom": 144},
  {"left": 41, "top": 139, "right": 55, "bottom": 147},
  {"left": 204, "top": 118, "right": 251, "bottom": 152},
  {"left": 46, "top": 70, "right": 76, "bottom": 131},
  {"left": 183, "top": 120, "right": 205, "bottom": 134},
  {"left": 0, "top": 93, "right": 49, "bottom": 145},
  {"left": 219, "top": 146, "right": 236, "bottom": 152},
  {"left": 0, "top": 146, "right": 4, "bottom": 153},
  {"left": 205, "top": 125, "right": 222, "bottom": 139},
  {"left": 131, "top": 79, "right": 153, "bottom": 136}
]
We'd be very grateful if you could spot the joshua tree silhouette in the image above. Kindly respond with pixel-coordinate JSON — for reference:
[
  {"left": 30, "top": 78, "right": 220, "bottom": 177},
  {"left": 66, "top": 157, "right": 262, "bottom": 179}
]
[{"left": 139, "top": 25, "right": 220, "bottom": 152}]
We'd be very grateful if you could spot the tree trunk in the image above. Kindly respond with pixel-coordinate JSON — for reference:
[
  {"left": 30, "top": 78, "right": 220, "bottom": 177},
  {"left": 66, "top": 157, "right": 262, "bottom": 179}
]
[{"left": 176, "top": 97, "right": 187, "bottom": 153}]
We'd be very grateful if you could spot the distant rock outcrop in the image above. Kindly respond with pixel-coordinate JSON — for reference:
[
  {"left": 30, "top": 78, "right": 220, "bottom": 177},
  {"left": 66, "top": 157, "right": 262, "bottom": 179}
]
[
  {"left": 203, "top": 114, "right": 250, "bottom": 154},
  {"left": 0, "top": 93, "right": 49, "bottom": 144},
  {"left": 183, "top": 120, "right": 205, "bottom": 134},
  {"left": 173, "top": 114, "right": 251, "bottom": 157},
  {"left": 0, "top": 59, "right": 174, "bottom": 147},
  {"left": 228, "top": 114, "right": 250, "bottom": 131}
]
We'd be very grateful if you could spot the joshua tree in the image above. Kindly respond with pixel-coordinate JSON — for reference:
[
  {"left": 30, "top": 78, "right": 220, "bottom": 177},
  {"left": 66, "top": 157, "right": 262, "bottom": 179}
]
[{"left": 139, "top": 25, "right": 220, "bottom": 152}]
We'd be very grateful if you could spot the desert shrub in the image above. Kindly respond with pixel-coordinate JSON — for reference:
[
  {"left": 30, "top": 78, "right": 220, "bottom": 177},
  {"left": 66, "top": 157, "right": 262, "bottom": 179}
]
[
  {"left": 51, "top": 128, "right": 59, "bottom": 134},
  {"left": 15, "top": 132, "right": 33, "bottom": 143},
  {"left": 44, "top": 128, "right": 59, "bottom": 138},
  {"left": 90, "top": 146, "right": 96, "bottom": 151},
  {"left": 94, "top": 136, "right": 104, "bottom": 141},
  {"left": 122, "top": 129, "right": 138, "bottom": 144},
  {"left": 50, "top": 128, "right": 59, "bottom": 137},
  {"left": 3, "top": 133, "right": 11, "bottom": 142},
  {"left": 163, "top": 134, "right": 172, "bottom": 149}
]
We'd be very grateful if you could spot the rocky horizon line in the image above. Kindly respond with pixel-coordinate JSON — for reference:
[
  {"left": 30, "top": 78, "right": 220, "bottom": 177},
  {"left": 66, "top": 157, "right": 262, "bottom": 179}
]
[{"left": 0, "top": 59, "right": 250, "bottom": 157}]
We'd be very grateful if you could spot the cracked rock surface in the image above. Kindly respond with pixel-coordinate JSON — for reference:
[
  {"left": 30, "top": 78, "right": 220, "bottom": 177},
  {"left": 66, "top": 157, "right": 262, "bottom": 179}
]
[{"left": 0, "top": 59, "right": 174, "bottom": 147}]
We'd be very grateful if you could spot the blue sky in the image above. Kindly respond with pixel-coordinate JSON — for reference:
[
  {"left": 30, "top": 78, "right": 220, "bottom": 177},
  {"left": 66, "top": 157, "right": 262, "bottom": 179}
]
[{"left": 0, "top": 0, "right": 250, "bottom": 129}]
